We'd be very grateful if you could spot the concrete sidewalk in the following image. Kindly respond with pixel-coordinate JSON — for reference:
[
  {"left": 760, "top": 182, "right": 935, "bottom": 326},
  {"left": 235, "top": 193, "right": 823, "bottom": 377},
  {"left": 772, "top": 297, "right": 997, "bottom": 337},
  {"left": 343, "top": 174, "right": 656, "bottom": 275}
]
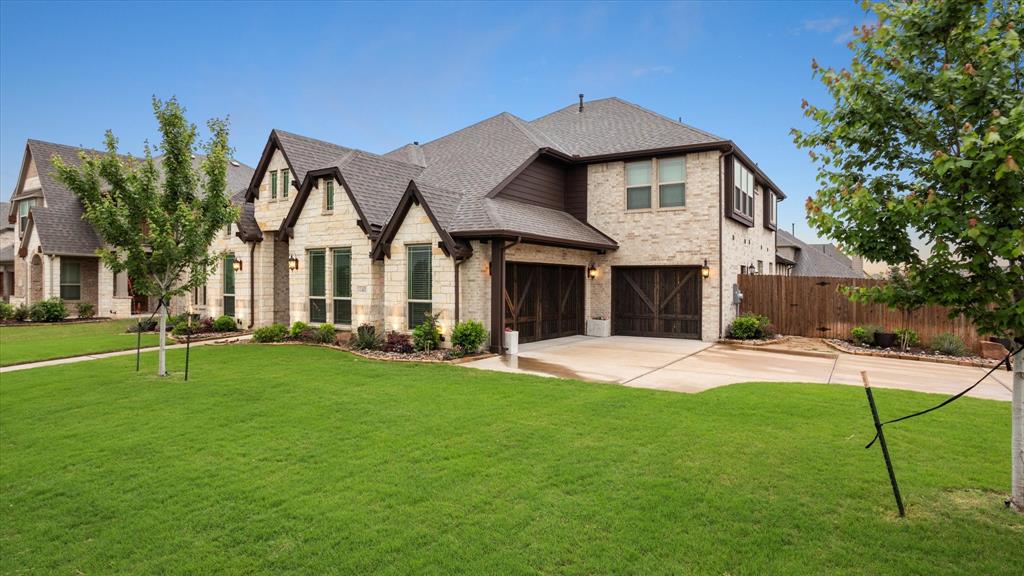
[{"left": 0, "top": 334, "right": 252, "bottom": 373}]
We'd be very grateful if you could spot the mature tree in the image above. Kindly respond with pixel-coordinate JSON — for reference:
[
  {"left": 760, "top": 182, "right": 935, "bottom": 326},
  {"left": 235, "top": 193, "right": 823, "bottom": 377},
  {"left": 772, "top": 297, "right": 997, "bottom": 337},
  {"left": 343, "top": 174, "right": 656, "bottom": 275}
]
[
  {"left": 53, "top": 97, "right": 238, "bottom": 376},
  {"left": 792, "top": 0, "right": 1024, "bottom": 508}
]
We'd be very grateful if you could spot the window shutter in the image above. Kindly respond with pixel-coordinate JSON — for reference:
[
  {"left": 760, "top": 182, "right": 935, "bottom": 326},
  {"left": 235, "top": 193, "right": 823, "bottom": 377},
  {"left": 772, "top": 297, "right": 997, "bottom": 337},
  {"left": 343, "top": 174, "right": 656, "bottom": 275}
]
[{"left": 407, "top": 245, "right": 432, "bottom": 300}]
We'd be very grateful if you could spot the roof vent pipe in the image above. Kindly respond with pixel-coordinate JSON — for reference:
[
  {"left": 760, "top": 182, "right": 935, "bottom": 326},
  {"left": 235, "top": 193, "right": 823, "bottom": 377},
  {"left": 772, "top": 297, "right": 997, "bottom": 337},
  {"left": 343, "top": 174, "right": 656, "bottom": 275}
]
[
  {"left": 413, "top": 141, "right": 419, "bottom": 146},
  {"left": 578, "top": 94, "right": 584, "bottom": 113}
]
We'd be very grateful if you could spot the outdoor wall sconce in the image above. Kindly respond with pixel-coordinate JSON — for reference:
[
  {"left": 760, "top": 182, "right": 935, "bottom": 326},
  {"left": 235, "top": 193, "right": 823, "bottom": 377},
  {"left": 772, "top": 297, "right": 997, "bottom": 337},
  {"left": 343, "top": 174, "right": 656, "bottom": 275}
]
[
  {"left": 232, "top": 258, "right": 243, "bottom": 272},
  {"left": 587, "top": 263, "right": 598, "bottom": 280},
  {"left": 701, "top": 259, "right": 711, "bottom": 279},
  {"left": 288, "top": 255, "right": 299, "bottom": 271}
]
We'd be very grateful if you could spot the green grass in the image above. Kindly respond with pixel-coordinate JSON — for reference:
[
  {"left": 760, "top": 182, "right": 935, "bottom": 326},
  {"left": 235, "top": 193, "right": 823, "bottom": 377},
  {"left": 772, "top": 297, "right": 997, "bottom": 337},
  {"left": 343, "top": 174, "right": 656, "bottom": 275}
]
[
  {"left": 0, "top": 319, "right": 160, "bottom": 366},
  {"left": 1, "top": 345, "right": 1021, "bottom": 575}
]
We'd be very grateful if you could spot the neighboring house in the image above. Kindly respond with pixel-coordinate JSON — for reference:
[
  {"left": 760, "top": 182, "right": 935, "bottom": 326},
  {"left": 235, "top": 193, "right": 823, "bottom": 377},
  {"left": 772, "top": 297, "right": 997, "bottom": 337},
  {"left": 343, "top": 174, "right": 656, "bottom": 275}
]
[
  {"left": 5, "top": 139, "right": 254, "bottom": 316},
  {"left": 775, "top": 229, "right": 865, "bottom": 278},
  {"left": 221, "top": 96, "right": 784, "bottom": 351},
  {"left": 0, "top": 201, "right": 14, "bottom": 300}
]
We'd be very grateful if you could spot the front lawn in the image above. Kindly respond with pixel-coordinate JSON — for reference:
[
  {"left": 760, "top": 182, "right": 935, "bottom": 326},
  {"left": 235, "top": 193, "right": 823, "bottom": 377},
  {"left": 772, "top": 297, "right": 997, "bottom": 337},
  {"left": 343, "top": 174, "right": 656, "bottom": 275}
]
[
  {"left": 1, "top": 345, "right": 1021, "bottom": 574},
  {"left": 0, "top": 319, "right": 159, "bottom": 366}
]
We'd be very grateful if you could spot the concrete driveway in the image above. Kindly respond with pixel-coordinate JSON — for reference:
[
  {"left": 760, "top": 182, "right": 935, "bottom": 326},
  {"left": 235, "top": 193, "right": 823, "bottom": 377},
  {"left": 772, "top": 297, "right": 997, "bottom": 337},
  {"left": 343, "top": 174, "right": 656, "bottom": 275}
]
[{"left": 461, "top": 336, "right": 1012, "bottom": 401}]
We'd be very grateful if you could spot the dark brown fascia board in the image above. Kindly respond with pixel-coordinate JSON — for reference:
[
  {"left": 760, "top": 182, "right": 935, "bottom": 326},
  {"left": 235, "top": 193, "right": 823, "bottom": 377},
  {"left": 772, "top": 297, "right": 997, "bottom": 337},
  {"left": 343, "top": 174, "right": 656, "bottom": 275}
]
[
  {"left": 8, "top": 143, "right": 33, "bottom": 223},
  {"left": 276, "top": 167, "right": 371, "bottom": 241},
  {"left": 370, "top": 180, "right": 467, "bottom": 261},
  {"left": 451, "top": 230, "right": 617, "bottom": 253},
  {"left": 728, "top": 145, "right": 786, "bottom": 200},
  {"left": 245, "top": 130, "right": 300, "bottom": 202}
]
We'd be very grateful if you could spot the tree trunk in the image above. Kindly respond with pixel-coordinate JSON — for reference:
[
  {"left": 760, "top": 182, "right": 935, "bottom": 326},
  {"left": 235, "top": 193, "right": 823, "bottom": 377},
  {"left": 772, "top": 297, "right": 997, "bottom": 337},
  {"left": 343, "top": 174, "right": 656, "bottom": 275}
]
[
  {"left": 1013, "top": 346, "right": 1023, "bottom": 512},
  {"left": 158, "top": 301, "right": 168, "bottom": 376}
]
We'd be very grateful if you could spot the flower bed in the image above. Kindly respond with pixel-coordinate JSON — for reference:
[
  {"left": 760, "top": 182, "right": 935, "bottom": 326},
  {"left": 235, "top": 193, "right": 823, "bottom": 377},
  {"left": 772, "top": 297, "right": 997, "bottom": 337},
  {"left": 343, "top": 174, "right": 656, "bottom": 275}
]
[
  {"left": 718, "top": 335, "right": 788, "bottom": 346},
  {"left": 825, "top": 339, "right": 999, "bottom": 368},
  {"left": 345, "top": 347, "right": 491, "bottom": 364}
]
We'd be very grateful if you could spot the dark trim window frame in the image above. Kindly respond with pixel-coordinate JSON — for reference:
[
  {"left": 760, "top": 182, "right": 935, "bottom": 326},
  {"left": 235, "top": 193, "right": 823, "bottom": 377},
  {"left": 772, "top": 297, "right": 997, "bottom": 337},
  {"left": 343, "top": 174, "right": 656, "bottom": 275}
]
[
  {"left": 763, "top": 188, "right": 777, "bottom": 230},
  {"left": 332, "top": 247, "right": 351, "bottom": 325},
  {"left": 60, "top": 260, "right": 81, "bottom": 300},
  {"left": 407, "top": 244, "right": 432, "bottom": 329},
  {"left": 270, "top": 170, "right": 278, "bottom": 200},
  {"left": 281, "top": 168, "right": 290, "bottom": 199},
  {"left": 18, "top": 199, "right": 35, "bottom": 238},
  {"left": 325, "top": 178, "right": 335, "bottom": 212},
  {"left": 308, "top": 249, "right": 326, "bottom": 323},
  {"left": 223, "top": 254, "right": 235, "bottom": 317},
  {"left": 726, "top": 156, "right": 756, "bottom": 227}
]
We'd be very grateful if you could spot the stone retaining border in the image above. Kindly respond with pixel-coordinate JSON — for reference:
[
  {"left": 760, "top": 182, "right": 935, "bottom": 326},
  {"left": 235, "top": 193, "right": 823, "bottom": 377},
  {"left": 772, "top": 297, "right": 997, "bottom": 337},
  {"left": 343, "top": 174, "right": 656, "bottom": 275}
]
[{"left": 823, "top": 339, "right": 999, "bottom": 368}]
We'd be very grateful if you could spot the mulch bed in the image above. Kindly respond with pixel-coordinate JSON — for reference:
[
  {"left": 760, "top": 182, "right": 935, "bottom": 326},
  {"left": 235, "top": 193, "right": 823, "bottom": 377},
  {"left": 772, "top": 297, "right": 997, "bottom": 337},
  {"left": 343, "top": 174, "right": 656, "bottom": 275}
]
[
  {"left": 718, "top": 335, "right": 788, "bottom": 346},
  {"left": 824, "top": 339, "right": 999, "bottom": 368},
  {"left": 1, "top": 317, "right": 112, "bottom": 327},
  {"left": 343, "top": 347, "right": 493, "bottom": 364},
  {"left": 170, "top": 331, "right": 250, "bottom": 343}
]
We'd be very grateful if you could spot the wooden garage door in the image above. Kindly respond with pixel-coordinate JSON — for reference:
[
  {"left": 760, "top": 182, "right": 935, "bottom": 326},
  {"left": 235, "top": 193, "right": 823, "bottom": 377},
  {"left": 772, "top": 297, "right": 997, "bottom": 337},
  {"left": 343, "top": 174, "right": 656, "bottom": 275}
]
[
  {"left": 612, "top": 266, "right": 701, "bottom": 339},
  {"left": 504, "top": 262, "right": 584, "bottom": 343}
]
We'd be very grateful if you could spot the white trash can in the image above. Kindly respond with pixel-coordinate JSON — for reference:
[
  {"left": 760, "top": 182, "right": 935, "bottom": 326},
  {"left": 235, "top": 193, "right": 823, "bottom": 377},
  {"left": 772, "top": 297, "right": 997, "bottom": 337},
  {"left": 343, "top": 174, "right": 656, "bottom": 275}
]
[{"left": 504, "top": 330, "right": 519, "bottom": 355}]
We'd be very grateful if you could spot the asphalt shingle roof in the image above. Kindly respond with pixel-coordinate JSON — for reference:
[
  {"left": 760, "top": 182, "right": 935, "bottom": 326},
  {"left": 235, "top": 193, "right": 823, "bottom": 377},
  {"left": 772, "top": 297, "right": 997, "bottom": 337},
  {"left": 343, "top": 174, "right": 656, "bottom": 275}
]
[
  {"left": 776, "top": 230, "right": 864, "bottom": 278},
  {"left": 10, "top": 139, "right": 254, "bottom": 256}
]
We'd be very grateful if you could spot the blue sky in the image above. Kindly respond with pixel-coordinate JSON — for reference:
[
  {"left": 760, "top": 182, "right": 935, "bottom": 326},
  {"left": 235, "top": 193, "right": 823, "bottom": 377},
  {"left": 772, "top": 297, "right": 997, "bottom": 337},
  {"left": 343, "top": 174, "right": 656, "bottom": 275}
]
[{"left": 0, "top": 0, "right": 869, "bottom": 242}]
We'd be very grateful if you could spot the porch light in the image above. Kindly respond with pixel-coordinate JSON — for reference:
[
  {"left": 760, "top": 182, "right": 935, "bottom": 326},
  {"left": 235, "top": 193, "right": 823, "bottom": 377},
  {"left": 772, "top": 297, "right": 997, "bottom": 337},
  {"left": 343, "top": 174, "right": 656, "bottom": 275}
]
[
  {"left": 701, "top": 259, "right": 710, "bottom": 279},
  {"left": 288, "top": 255, "right": 299, "bottom": 271},
  {"left": 587, "top": 264, "right": 598, "bottom": 280},
  {"left": 232, "top": 258, "right": 243, "bottom": 272}
]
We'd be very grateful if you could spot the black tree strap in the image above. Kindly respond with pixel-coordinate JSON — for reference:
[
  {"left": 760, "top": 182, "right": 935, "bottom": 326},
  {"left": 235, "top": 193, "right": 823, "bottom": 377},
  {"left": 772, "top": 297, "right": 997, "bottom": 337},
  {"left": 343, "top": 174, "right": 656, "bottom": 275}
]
[{"left": 865, "top": 344, "right": 1022, "bottom": 449}]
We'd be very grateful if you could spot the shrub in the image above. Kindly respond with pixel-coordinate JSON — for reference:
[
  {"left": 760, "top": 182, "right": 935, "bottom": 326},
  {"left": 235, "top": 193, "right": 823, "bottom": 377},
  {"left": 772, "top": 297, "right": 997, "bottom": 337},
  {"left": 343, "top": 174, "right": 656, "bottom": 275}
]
[
  {"left": 171, "top": 322, "right": 192, "bottom": 337},
  {"left": 894, "top": 327, "right": 919, "bottom": 349},
  {"left": 930, "top": 333, "right": 968, "bottom": 357},
  {"left": 289, "top": 321, "right": 310, "bottom": 339},
  {"left": 450, "top": 320, "right": 487, "bottom": 355},
  {"left": 382, "top": 331, "right": 413, "bottom": 353},
  {"left": 314, "top": 323, "right": 337, "bottom": 344},
  {"left": 13, "top": 305, "right": 30, "bottom": 322},
  {"left": 75, "top": 302, "right": 96, "bottom": 319},
  {"left": 165, "top": 313, "right": 188, "bottom": 331},
  {"left": 0, "top": 301, "right": 13, "bottom": 321},
  {"left": 850, "top": 324, "right": 881, "bottom": 345},
  {"left": 350, "top": 323, "right": 381, "bottom": 350},
  {"left": 253, "top": 323, "right": 288, "bottom": 343},
  {"left": 29, "top": 298, "right": 69, "bottom": 322},
  {"left": 411, "top": 311, "right": 443, "bottom": 351},
  {"left": 127, "top": 318, "right": 158, "bottom": 332},
  {"left": 728, "top": 313, "right": 771, "bottom": 340},
  {"left": 212, "top": 315, "right": 237, "bottom": 332}
]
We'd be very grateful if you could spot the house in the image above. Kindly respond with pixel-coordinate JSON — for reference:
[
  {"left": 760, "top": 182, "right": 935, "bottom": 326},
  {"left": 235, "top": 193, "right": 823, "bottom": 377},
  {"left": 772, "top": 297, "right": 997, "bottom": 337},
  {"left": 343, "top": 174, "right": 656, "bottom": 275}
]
[
  {"left": 5, "top": 139, "right": 254, "bottom": 316},
  {"left": 0, "top": 202, "right": 14, "bottom": 300},
  {"left": 217, "top": 96, "right": 784, "bottom": 351},
  {"left": 775, "top": 229, "right": 865, "bottom": 278}
]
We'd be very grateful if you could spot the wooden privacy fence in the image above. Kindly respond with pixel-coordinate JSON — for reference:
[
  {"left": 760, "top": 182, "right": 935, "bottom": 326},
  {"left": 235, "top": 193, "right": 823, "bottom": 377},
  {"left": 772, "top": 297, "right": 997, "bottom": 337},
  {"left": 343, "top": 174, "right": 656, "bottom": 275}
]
[{"left": 737, "top": 275, "right": 982, "bottom": 350}]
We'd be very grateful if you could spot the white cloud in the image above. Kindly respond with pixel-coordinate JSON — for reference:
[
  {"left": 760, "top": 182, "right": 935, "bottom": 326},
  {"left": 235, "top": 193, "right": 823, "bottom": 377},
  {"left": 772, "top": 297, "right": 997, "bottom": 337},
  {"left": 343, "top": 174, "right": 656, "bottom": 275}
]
[{"left": 802, "top": 16, "right": 846, "bottom": 33}]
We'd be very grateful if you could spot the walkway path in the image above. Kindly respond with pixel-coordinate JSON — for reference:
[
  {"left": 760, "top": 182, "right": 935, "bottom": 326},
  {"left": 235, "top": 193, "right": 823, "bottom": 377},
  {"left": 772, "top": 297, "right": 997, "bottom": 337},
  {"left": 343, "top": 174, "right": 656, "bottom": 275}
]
[{"left": 0, "top": 334, "right": 252, "bottom": 373}]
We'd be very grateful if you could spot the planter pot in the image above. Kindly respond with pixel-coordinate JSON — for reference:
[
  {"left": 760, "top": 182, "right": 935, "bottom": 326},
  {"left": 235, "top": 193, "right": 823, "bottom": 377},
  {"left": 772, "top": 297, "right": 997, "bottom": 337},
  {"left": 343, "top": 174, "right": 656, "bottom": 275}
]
[
  {"left": 504, "top": 330, "right": 519, "bottom": 355},
  {"left": 873, "top": 331, "right": 898, "bottom": 348},
  {"left": 586, "top": 318, "right": 611, "bottom": 337}
]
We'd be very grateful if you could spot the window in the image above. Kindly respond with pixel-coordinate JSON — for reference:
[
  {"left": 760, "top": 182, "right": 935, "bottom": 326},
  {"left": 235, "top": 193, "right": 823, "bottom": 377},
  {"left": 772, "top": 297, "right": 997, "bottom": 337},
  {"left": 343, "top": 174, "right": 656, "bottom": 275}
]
[
  {"left": 325, "top": 178, "right": 335, "bottom": 211},
  {"left": 60, "top": 260, "right": 81, "bottom": 300},
  {"left": 223, "top": 255, "right": 235, "bottom": 317},
  {"left": 270, "top": 170, "right": 278, "bottom": 199},
  {"left": 114, "top": 272, "right": 130, "bottom": 298},
  {"left": 281, "top": 168, "right": 290, "bottom": 199},
  {"left": 757, "top": 260, "right": 763, "bottom": 274},
  {"left": 733, "top": 160, "right": 755, "bottom": 220},
  {"left": 225, "top": 222, "right": 232, "bottom": 236},
  {"left": 332, "top": 247, "right": 351, "bottom": 325},
  {"left": 308, "top": 249, "right": 326, "bottom": 323},
  {"left": 193, "top": 283, "right": 207, "bottom": 306},
  {"left": 18, "top": 199, "right": 35, "bottom": 237},
  {"left": 766, "top": 190, "right": 777, "bottom": 229},
  {"left": 407, "top": 245, "right": 432, "bottom": 328},
  {"left": 625, "top": 160, "right": 652, "bottom": 210},
  {"left": 658, "top": 157, "right": 686, "bottom": 208}
]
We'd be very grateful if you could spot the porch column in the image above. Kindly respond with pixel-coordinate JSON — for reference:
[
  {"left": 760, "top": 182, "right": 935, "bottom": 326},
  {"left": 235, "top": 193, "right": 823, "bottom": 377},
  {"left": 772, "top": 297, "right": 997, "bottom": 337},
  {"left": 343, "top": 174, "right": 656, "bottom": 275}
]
[{"left": 489, "top": 240, "right": 505, "bottom": 353}]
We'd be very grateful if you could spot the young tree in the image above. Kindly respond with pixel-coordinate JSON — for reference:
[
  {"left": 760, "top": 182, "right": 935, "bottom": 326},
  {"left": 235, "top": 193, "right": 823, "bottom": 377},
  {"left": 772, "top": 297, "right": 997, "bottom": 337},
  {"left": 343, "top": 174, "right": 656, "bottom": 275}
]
[
  {"left": 53, "top": 97, "right": 238, "bottom": 376},
  {"left": 792, "top": 0, "right": 1024, "bottom": 508}
]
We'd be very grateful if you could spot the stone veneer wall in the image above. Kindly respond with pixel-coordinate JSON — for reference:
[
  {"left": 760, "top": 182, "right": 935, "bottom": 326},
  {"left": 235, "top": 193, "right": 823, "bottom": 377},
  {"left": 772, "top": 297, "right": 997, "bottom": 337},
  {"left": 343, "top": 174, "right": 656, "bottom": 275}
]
[
  {"left": 458, "top": 240, "right": 491, "bottom": 331},
  {"left": 253, "top": 149, "right": 298, "bottom": 231},
  {"left": 585, "top": 151, "right": 723, "bottom": 341},
  {"left": 382, "top": 202, "right": 455, "bottom": 340}
]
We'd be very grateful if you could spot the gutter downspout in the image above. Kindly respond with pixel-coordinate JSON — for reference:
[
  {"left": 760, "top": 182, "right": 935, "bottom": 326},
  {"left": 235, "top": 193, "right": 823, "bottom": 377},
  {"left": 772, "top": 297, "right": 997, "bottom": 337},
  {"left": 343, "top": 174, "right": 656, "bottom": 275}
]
[
  {"left": 248, "top": 241, "right": 256, "bottom": 329},
  {"left": 454, "top": 256, "right": 462, "bottom": 324},
  {"left": 718, "top": 146, "right": 732, "bottom": 339}
]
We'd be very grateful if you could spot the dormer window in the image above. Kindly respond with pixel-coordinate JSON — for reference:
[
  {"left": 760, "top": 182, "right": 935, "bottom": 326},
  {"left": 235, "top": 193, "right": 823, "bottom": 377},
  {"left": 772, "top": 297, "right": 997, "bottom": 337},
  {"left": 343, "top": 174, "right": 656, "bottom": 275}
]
[
  {"left": 282, "top": 169, "right": 290, "bottom": 199},
  {"left": 270, "top": 170, "right": 278, "bottom": 200}
]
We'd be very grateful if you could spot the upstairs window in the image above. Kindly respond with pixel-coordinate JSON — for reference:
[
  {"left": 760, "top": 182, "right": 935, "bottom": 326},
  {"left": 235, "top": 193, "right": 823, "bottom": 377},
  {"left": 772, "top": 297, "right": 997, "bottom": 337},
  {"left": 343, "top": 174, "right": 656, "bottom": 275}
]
[
  {"left": 281, "top": 169, "right": 290, "bottom": 199},
  {"left": 407, "top": 245, "right": 433, "bottom": 328},
  {"left": 18, "top": 199, "right": 35, "bottom": 237},
  {"left": 734, "top": 160, "right": 755, "bottom": 221},
  {"left": 325, "top": 178, "right": 335, "bottom": 212},
  {"left": 270, "top": 170, "right": 278, "bottom": 199},
  {"left": 625, "top": 160, "right": 652, "bottom": 210},
  {"left": 765, "top": 189, "right": 777, "bottom": 229},
  {"left": 60, "top": 260, "right": 81, "bottom": 300},
  {"left": 658, "top": 157, "right": 686, "bottom": 208}
]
